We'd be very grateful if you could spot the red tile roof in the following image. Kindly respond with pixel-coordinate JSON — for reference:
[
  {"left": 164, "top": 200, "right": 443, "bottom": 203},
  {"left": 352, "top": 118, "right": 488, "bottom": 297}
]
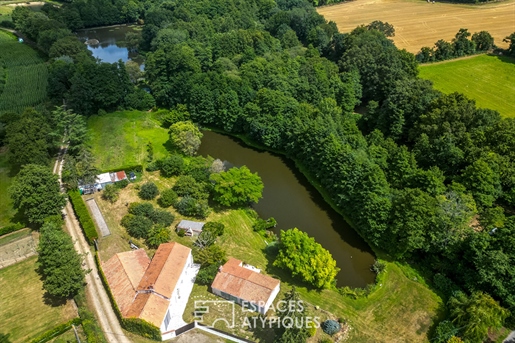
[
  {"left": 115, "top": 171, "right": 127, "bottom": 181},
  {"left": 212, "top": 258, "right": 280, "bottom": 305}
]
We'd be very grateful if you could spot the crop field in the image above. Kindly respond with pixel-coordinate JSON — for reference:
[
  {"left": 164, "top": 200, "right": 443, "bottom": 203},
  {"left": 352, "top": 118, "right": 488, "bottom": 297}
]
[
  {"left": 317, "top": 0, "right": 515, "bottom": 53},
  {"left": 419, "top": 54, "right": 515, "bottom": 117},
  {"left": 0, "top": 30, "right": 47, "bottom": 113}
]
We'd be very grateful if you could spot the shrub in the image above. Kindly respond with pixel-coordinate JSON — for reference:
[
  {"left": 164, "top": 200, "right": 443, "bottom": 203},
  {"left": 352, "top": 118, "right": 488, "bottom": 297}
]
[
  {"left": 68, "top": 190, "right": 97, "bottom": 244},
  {"left": 307, "top": 321, "right": 317, "bottom": 337},
  {"left": 173, "top": 175, "right": 209, "bottom": 200},
  {"left": 102, "top": 184, "right": 119, "bottom": 203},
  {"left": 175, "top": 196, "right": 211, "bottom": 218},
  {"left": 121, "top": 214, "right": 153, "bottom": 239},
  {"left": 371, "top": 260, "right": 386, "bottom": 274},
  {"left": 115, "top": 179, "right": 129, "bottom": 189},
  {"left": 0, "top": 21, "right": 15, "bottom": 29},
  {"left": 157, "top": 189, "right": 178, "bottom": 208},
  {"left": 253, "top": 217, "right": 277, "bottom": 232},
  {"left": 146, "top": 226, "right": 171, "bottom": 248},
  {"left": 0, "top": 222, "right": 24, "bottom": 236},
  {"left": 146, "top": 161, "right": 160, "bottom": 172},
  {"left": 30, "top": 318, "right": 82, "bottom": 343},
  {"left": 129, "top": 202, "right": 154, "bottom": 217},
  {"left": 321, "top": 320, "right": 341, "bottom": 336},
  {"left": 193, "top": 244, "right": 227, "bottom": 267},
  {"left": 139, "top": 182, "right": 159, "bottom": 200},
  {"left": 203, "top": 221, "right": 225, "bottom": 236},
  {"left": 160, "top": 154, "right": 184, "bottom": 177},
  {"left": 196, "top": 264, "right": 219, "bottom": 285},
  {"left": 149, "top": 208, "right": 174, "bottom": 227}
]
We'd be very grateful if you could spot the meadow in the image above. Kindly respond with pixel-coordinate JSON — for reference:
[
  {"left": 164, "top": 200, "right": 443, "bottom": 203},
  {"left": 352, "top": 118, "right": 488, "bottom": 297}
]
[
  {"left": 419, "top": 54, "right": 515, "bottom": 117},
  {"left": 0, "top": 256, "right": 78, "bottom": 342},
  {"left": 317, "top": 0, "right": 515, "bottom": 53},
  {"left": 0, "top": 30, "right": 47, "bottom": 113},
  {"left": 88, "top": 110, "right": 170, "bottom": 171},
  {"left": 89, "top": 112, "right": 443, "bottom": 342}
]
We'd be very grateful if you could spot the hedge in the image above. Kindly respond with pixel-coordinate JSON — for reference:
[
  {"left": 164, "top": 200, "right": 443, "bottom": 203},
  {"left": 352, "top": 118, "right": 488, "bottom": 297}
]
[
  {"left": 101, "top": 165, "right": 143, "bottom": 173},
  {"left": 0, "top": 222, "right": 24, "bottom": 236},
  {"left": 30, "top": 318, "right": 82, "bottom": 343},
  {"left": 94, "top": 253, "right": 162, "bottom": 340},
  {"left": 68, "top": 190, "right": 98, "bottom": 245},
  {"left": 74, "top": 290, "right": 107, "bottom": 343}
]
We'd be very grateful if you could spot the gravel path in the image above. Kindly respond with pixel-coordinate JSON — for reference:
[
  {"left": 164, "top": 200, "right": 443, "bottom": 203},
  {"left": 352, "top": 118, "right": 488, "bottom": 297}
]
[{"left": 55, "top": 146, "right": 130, "bottom": 343}]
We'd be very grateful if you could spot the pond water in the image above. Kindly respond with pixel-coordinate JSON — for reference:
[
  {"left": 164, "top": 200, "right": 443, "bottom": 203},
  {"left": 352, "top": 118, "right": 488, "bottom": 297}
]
[
  {"left": 76, "top": 25, "right": 144, "bottom": 66},
  {"left": 199, "top": 131, "right": 375, "bottom": 288}
]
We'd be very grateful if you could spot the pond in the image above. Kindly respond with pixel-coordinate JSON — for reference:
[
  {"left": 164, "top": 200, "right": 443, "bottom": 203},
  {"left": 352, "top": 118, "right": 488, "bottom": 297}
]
[
  {"left": 76, "top": 25, "right": 144, "bottom": 66},
  {"left": 199, "top": 131, "right": 375, "bottom": 288}
]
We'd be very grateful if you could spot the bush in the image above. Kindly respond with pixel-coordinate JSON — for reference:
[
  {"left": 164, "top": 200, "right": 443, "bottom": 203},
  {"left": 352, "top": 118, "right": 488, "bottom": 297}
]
[
  {"left": 68, "top": 190, "right": 97, "bottom": 244},
  {"left": 371, "top": 260, "right": 386, "bottom": 274},
  {"left": 307, "top": 322, "right": 317, "bottom": 337},
  {"left": 253, "top": 217, "right": 277, "bottom": 232},
  {"left": 146, "top": 226, "right": 171, "bottom": 248},
  {"left": 149, "top": 208, "right": 174, "bottom": 227},
  {"left": 196, "top": 263, "right": 219, "bottom": 285},
  {"left": 203, "top": 221, "right": 225, "bottom": 236},
  {"left": 30, "top": 318, "right": 82, "bottom": 343},
  {"left": 160, "top": 154, "right": 184, "bottom": 177},
  {"left": 0, "top": 20, "right": 15, "bottom": 29},
  {"left": 194, "top": 244, "right": 227, "bottom": 267},
  {"left": 102, "top": 184, "right": 119, "bottom": 203},
  {"left": 121, "top": 214, "right": 153, "bottom": 239},
  {"left": 139, "top": 182, "right": 159, "bottom": 200},
  {"left": 129, "top": 202, "right": 154, "bottom": 217},
  {"left": 175, "top": 196, "right": 211, "bottom": 218},
  {"left": 321, "top": 320, "right": 341, "bottom": 335},
  {"left": 0, "top": 222, "right": 24, "bottom": 236},
  {"left": 115, "top": 179, "right": 129, "bottom": 189},
  {"left": 157, "top": 189, "right": 178, "bottom": 208},
  {"left": 173, "top": 175, "right": 209, "bottom": 200},
  {"left": 146, "top": 161, "right": 160, "bottom": 172}
]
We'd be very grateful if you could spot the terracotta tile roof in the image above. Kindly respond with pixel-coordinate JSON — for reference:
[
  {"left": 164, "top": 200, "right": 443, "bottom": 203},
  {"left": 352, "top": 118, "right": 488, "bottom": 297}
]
[
  {"left": 115, "top": 171, "right": 127, "bottom": 181},
  {"left": 102, "top": 249, "right": 150, "bottom": 316},
  {"left": 212, "top": 258, "right": 280, "bottom": 305},
  {"left": 136, "top": 242, "right": 191, "bottom": 298},
  {"left": 125, "top": 293, "right": 170, "bottom": 328}
]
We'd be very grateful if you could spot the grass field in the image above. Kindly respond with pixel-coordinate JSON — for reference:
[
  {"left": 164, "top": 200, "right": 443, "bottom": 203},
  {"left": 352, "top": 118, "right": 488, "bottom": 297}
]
[
  {"left": 0, "top": 256, "right": 77, "bottom": 342},
  {"left": 0, "top": 30, "right": 47, "bottom": 113},
  {"left": 419, "top": 54, "right": 515, "bottom": 117},
  {"left": 88, "top": 110, "right": 170, "bottom": 171},
  {"left": 317, "top": 0, "right": 515, "bottom": 53},
  {"left": 0, "top": 148, "right": 15, "bottom": 227}
]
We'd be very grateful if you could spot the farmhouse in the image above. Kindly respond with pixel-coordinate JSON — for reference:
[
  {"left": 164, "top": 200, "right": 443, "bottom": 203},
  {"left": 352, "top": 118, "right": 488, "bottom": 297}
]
[
  {"left": 211, "top": 258, "right": 280, "bottom": 315},
  {"left": 176, "top": 220, "right": 205, "bottom": 236},
  {"left": 102, "top": 242, "right": 200, "bottom": 340}
]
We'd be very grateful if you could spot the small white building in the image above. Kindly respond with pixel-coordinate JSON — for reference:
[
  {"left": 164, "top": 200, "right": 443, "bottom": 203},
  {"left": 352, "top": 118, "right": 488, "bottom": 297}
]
[
  {"left": 103, "top": 242, "right": 199, "bottom": 340},
  {"left": 176, "top": 220, "right": 205, "bottom": 236},
  {"left": 211, "top": 258, "right": 280, "bottom": 315}
]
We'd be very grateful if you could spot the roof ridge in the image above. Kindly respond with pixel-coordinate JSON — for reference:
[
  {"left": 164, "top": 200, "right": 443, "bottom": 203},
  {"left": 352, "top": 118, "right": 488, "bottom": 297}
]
[
  {"left": 118, "top": 252, "right": 144, "bottom": 291},
  {"left": 221, "top": 266, "right": 277, "bottom": 290}
]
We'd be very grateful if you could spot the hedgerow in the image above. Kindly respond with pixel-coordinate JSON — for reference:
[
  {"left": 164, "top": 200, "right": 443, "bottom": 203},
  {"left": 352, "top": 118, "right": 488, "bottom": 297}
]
[{"left": 67, "top": 190, "right": 98, "bottom": 244}]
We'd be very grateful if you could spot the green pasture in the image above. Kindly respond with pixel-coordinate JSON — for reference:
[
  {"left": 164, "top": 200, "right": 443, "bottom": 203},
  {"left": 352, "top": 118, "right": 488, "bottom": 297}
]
[
  {"left": 0, "top": 30, "right": 47, "bottom": 113},
  {"left": 0, "top": 256, "right": 77, "bottom": 342},
  {"left": 88, "top": 110, "right": 170, "bottom": 171},
  {"left": 419, "top": 54, "right": 515, "bottom": 117}
]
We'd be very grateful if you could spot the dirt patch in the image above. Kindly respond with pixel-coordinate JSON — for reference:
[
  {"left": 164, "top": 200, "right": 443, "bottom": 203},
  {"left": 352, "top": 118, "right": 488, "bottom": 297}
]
[
  {"left": 0, "top": 231, "right": 38, "bottom": 269},
  {"left": 317, "top": 0, "right": 515, "bottom": 53}
]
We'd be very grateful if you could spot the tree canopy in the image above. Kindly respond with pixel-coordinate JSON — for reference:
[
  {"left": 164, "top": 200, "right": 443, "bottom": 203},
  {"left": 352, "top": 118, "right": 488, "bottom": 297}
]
[
  {"left": 274, "top": 228, "right": 339, "bottom": 289},
  {"left": 210, "top": 166, "right": 264, "bottom": 207}
]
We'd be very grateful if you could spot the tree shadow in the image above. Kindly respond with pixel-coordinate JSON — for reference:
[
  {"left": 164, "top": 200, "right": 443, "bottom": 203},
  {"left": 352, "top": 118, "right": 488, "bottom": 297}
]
[
  {"left": 162, "top": 140, "right": 175, "bottom": 153},
  {"left": 42, "top": 291, "right": 68, "bottom": 307},
  {"left": 0, "top": 333, "right": 12, "bottom": 343}
]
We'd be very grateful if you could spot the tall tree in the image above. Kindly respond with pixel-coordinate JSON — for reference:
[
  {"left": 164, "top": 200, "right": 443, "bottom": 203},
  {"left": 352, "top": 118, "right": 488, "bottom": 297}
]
[
  {"left": 9, "top": 164, "right": 67, "bottom": 225},
  {"left": 168, "top": 121, "right": 203, "bottom": 156},
  {"left": 210, "top": 166, "right": 264, "bottom": 206},
  {"left": 38, "top": 218, "right": 86, "bottom": 298}
]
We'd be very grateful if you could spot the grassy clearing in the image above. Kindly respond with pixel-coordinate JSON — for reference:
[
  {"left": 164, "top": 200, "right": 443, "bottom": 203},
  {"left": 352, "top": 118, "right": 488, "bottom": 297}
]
[
  {"left": 90, "top": 112, "right": 443, "bottom": 342},
  {"left": 87, "top": 110, "right": 170, "bottom": 171},
  {"left": 317, "top": 0, "right": 515, "bottom": 53},
  {"left": 0, "top": 148, "right": 15, "bottom": 227},
  {"left": 419, "top": 54, "right": 515, "bottom": 117},
  {"left": 0, "top": 256, "right": 77, "bottom": 342},
  {"left": 0, "top": 30, "right": 47, "bottom": 113}
]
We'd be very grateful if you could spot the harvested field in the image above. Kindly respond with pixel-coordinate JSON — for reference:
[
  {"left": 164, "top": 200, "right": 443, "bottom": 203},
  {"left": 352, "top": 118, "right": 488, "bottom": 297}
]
[{"left": 317, "top": 0, "right": 515, "bottom": 53}]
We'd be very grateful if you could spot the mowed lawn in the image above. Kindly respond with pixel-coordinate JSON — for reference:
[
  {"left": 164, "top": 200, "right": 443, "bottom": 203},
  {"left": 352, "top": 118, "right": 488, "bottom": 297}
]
[
  {"left": 419, "top": 54, "right": 515, "bottom": 117},
  {"left": 0, "top": 256, "right": 77, "bottom": 342},
  {"left": 88, "top": 110, "right": 170, "bottom": 171},
  {"left": 317, "top": 0, "right": 515, "bottom": 53},
  {"left": 0, "top": 148, "right": 15, "bottom": 227}
]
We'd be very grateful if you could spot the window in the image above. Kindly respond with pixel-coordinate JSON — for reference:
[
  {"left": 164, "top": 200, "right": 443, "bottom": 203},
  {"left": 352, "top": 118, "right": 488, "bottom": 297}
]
[{"left": 164, "top": 310, "right": 171, "bottom": 329}]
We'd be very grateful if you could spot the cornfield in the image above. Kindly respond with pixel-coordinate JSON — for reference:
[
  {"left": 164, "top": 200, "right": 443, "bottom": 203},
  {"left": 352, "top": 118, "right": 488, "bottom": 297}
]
[{"left": 0, "top": 31, "right": 48, "bottom": 113}]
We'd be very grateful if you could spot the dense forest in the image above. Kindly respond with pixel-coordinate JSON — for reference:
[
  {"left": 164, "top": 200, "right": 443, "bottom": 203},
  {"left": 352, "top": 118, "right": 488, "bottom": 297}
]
[{"left": 2, "top": 0, "right": 515, "bottom": 340}]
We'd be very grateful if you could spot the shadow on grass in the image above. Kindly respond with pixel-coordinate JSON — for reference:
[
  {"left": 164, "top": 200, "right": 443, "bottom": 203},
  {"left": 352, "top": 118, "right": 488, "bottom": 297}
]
[
  {"left": 492, "top": 54, "right": 515, "bottom": 65},
  {"left": 0, "top": 333, "right": 12, "bottom": 343}
]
